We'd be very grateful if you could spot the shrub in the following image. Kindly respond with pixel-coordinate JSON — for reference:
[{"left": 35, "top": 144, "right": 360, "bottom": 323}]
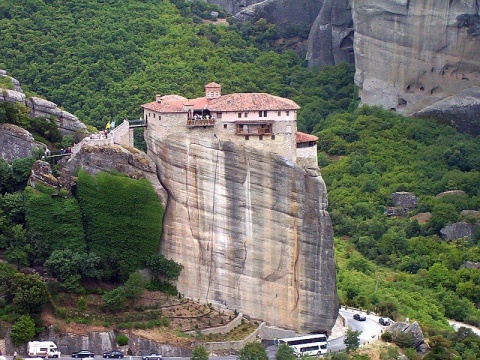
[
  {"left": 116, "top": 334, "right": 129, "bottom": 346},
  {"left": 191, "top": 345, "right": 209, "bottom": 360},
  {"left": 10, "top": 314, "right": 35, "bottom": 345}
]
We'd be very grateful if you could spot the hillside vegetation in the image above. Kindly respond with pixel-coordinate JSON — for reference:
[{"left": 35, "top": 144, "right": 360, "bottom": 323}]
[{"left": 0, "top": 0, "right": 354, "bottom": 131}]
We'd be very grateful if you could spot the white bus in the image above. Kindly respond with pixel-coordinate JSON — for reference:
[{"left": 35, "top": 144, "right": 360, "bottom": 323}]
[{"left": 277, "top": 334, "right": 328, "bottom": 357}]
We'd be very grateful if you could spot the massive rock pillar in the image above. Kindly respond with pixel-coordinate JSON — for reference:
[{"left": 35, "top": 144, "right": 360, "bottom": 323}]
[{"left": 145, "top": 131, "right": 338, "bottom": 332}]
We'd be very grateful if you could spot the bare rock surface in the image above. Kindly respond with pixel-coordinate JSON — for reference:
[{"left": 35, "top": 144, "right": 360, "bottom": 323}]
[
  {"left": 353, "top": 0, "right": 480, "bottom": 120},
  {"left": 0, "top": 69, "right": 87, "bottom": 135},
  {"left": 29, "top": 160, "right": 59, "bottom": 190},
  {"left": 205, "top": 0, "right": 264, "bottom": 15},
  {"left": 145, "top": 131, "right": 338, "bottom": 332},
  {"left": 307, "top": 0, "right": 354, "bottom": 68},
  {"left": 436, "top": 190, "right": 467, "bottom": 198},
  {"left": 414, "top": 87, "right": 480, "bottom": 136},
  {"left": 0, "top": 123, "right": 41, "bottom": 163},
  {"left": 389, "top": 321, "right": 428, "bottom": 354},
  {"left": 233, "top": 0, "right": 322, "bottom": 28},
  {"left": 440, "top": 221, "right": 478, "bottom": 241}
]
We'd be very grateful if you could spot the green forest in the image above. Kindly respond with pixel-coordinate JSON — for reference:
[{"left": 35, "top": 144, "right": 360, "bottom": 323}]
[{"left": 0, "top": 0, "right": 479, "bottom": 358}]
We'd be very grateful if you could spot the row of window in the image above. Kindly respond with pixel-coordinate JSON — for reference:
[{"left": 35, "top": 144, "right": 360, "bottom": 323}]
[
  {"left": 244, "top": 135, "right": 276, "bottom": 140},
  {"left": 237, "top": 111, "right": 290, "bottom": 118}
]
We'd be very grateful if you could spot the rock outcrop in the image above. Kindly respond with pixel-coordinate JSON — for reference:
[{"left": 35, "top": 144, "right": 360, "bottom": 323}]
[
  {"left": 0, "top": 69, "right": 87, "bottom": 136},
  {"left": 440, "top": 221, "right": 478, "bottom": 241},
  {"left": 389, "top": 321, "right": 429, "bottom": 354},
  {"left": 145, "top": 131, "right": 338, "bottom": 332},
  {"left": 62, "top": 144, "right": 167, "bottom": 203},
  {"left": 206, "top": 0, "right": 263, "bottom": 15},
  {"left": 0, "top": 123, "right": 42, "bottom": 163},
  {"left": 233, "top": 0, "right": 322, "bottom": 28},
  {"left": 307, "top": 0, "right": 354, "bottom": 68},
  {"left": 386, "top": 191, "right": 418, "bottom": 217},
  {"left": 414, "top": 87, "right": 480, "bottom": 136},
  {"left": 353, "top": 0, "right": 480, "bottom": 120}
]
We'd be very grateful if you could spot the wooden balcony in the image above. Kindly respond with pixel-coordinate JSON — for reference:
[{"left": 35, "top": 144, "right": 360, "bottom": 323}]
[{"left": 186, "top": 119, "right": 215, "bottom": 127}]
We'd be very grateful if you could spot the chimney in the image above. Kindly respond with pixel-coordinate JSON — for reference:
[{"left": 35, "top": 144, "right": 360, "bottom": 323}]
[
  {"left": 156, "top": 94, "right": 162, "bottom": 103},
  {"left": 205, "top": 82, "right": 221, "bottom": 99}
]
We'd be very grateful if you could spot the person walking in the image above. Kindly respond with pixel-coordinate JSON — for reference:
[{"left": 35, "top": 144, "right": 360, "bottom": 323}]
[{"left": 13, "top": 351, "right": 18, "bottom": 360}]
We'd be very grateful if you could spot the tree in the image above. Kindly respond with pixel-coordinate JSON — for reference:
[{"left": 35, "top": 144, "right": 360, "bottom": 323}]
[
  {"left": 238, "top": 342, "right": 268, "bottom": 360},
  {"left": 4, "top": 224, "right": 30, "bottom": 268},
  {"left": 10, "top": 273, "right": 49, "bottom": 315},
  {"left": 145, "top": 254, "right": 183, "bottom": 281},
  {"left": 102, "top": 287, "right": 127, "bottom": 312},
  {"left": 10, "top": 314, "right": 35, "bottom": 345},
  {"left": 275, "top": 344, "right": 295, "bottom": 360},
  {"left": 124, "top": 271, "right": 148, "bottom": 301},
  {"left": 191, "top": 345, "right": 209, "bottom": 360},
  {"left": 344, "top": 327, "right": 361, "bottom": 352}
]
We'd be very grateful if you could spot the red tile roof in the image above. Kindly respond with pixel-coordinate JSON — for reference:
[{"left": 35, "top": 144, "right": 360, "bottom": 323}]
[
  {"left": 142, "top": 92, "right": 300, "bottom": 113},
  {"left": 296, "top": 132, "right": 318, "bottom": 143}
]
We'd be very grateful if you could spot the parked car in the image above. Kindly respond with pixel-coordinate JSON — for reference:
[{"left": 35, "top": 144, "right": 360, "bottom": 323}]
[
  {"left": 353, "top": 313, "right": 366, "bottom": 321},
  {"left": 142, "top": 353, "right": 162, "bottom": 360},
  {"left": 379, "top": 317, "right": 391, "bottom": 326},
  {"left": 72, "top": 350, "right": 95, "bottom": 358},
  {"left": 103, "top": 351, "right": 124, "bottom": 359}
]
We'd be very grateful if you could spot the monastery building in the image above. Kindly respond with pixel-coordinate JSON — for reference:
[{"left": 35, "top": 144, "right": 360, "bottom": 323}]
[{"left": 141, "top": 83, "right": 318, "bottom": 170}]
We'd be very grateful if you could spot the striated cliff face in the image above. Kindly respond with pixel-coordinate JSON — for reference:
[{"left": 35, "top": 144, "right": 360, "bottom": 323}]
[
  {"left": 307, "top": 0, "right": 354, "bottom": 68},
  {"left": 145, "top": 131, "right": 338, "bottom": 332},
  {"left": 353, "top": 0, "right": 480, "bottom": 116}
]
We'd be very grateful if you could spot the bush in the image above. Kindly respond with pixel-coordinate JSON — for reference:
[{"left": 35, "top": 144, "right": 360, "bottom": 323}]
[
  {"left": 191, "top": 345, "right": 209, "bottom": 360},
  {"left": 116, "top": 333, "right": 129, "bottom": 346},
  {"left": 238, "top": 342, "right": 268, "bottom": 360},
  {"left": 10, "top": 314, "right": 35, "bottom": 345}
]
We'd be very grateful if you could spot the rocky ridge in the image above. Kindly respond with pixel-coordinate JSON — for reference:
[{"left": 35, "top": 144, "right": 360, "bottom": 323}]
[
  {"left": 0, "top": 69, "right": 87, "bottom": 136},
  {"left": 0, "top": 123, "right": 43, "bottom": 163},
  {"left": 144, "top": 130, "right": 338, "bottom": 333}
]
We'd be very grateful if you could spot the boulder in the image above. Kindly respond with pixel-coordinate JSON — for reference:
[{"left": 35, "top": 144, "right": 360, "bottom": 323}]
[
  {"left": 0, "top": 88, "right": 26, "bottom": 103},
  {"left": 0, "top": 123, "right": 41, "bottom": 163},
  {"left": 440, "top": 221, "right": 478, "bottom": 241},
  {"left": 145, "top": 130, "right": 338, "bottom": 332},
  {"left": 29, "top": 160, "right": 59, "bottom": 190},
  {"left": 391, "top": 192, "right": 418, "bottom": 210},
  {"left": 411, "top": 212, "right": 431, "bottom": 224},
  {"left": 436, "top": 190, "right": 467, "bottom": 198},
  {"left": 461, "top": 210, "right": 480, "bottom": 219},
  {"left": 389, "top": 321, "right": 428, "bottom": 354},
  {"left": 461, "top": 261, "right": 480, "bottom": 269}
]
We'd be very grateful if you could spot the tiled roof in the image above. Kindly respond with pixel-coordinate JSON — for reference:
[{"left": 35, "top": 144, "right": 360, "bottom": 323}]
[
  {"left": 205, "top": 82, "right": 221, "bottom": 88},
  {"left": 296, "top": 132, "right": 318, "bottom": 143},
  {"left": 142, "top": 92, "right": 300, "bottom": 113},
  {"left": 208, "top": 93, "right": 300, "bottom": 112}
]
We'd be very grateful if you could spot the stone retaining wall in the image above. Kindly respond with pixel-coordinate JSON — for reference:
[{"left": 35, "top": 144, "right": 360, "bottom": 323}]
[
  {"left": 203, "top": 322, "right": 265, "bottom": 352},
  {"left": 186, "top": 313, "right": 243, "bottom": 336}
]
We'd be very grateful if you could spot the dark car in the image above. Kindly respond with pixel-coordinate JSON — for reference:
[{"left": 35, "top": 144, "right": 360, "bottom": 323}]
[
  {"left": 353, "top": 313, "right": 366, "bottom": 321},
  {"left": 103, "top": 351, "right": 124, "bottom": 359},
  {"left": 379, "top": 317, "right": 391, "bottom": 326},
  {"left": 72, "top": 350, "right": 95, "bottom": 358},
  {"left": 142, "top": 353, "right": 162, "bottom": 360}
]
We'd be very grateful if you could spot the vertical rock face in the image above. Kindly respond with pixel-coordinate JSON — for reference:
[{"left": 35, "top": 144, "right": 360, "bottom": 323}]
[
  {"left": 232, "top": 0, "right": 323, "bottom": 28},
  {"left": 353, "top": 0, "right": 480, "bottom": 115},
  {"left": 307, "top": 0, "right": 354, "bottom": 68},
  {"left": 145, "top": 131, "right": 338, "bottom": 332},
  {"left": 205, "top": 0, "right": 263, "bottom": 15}
]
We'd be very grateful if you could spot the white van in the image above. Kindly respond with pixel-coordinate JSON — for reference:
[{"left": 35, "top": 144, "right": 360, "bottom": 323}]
[
  {"left": 27, "top": 341, "right": 61, "bottom": 358},
  {"left": 292, "top": 343, "right": 327, "bottom": 357}
]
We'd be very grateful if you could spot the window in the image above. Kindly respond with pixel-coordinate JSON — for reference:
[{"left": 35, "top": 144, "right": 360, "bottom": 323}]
[
  {"left": 153, "top": 113, "right": 156, "bottom": 118},
  {"left": 217, "top": 112, "right": 222, "bottom": 119},
  {"left": 244, "top": 112, "right": 248, "bottom": 118},
  {"left": 224, "top": 124, "right": 227, "bottom": 129},
  {"left": 263, "top": 111, "right": 268, "bottom": 117},
  {"left": 148, "top": 112, "right": 151, "bottom": 117},
  {"left": 271, "top": 135, "right": 276, "bottom": 140},
  {"left": 259, "top": 135, "right": 263, "bottom": 140},
  {"left": 238, "top": 112, "right": 242, "bottom": 118},
  {"left": 286, "top": 111, "right": 290, "bottom": 116},
  {"left": 278, "top": 111, "right": 281, "bottom": 116},
  {"left": 245, "top": 135, "right": 249, "bottom": 140},
  {"left": 259, "top": 111, "right": 263, "bottom": 117}
]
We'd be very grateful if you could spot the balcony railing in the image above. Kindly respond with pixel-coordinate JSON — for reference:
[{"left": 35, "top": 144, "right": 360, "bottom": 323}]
[{"left": 186, "top": 119, "right": 215, "bottom": 127}]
